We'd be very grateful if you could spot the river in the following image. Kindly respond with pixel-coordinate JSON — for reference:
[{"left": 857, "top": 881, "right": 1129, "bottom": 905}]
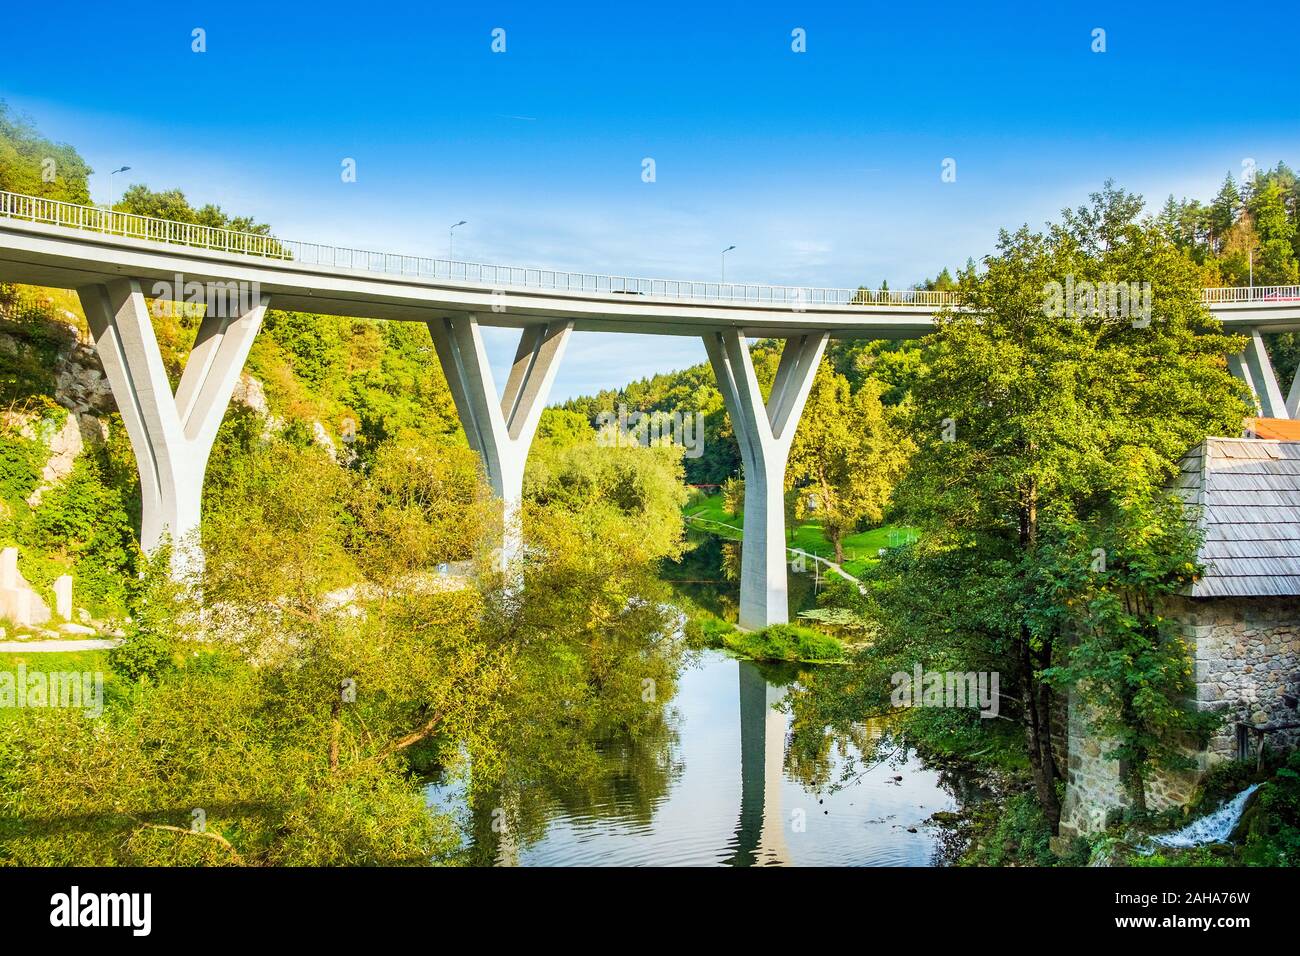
[{"left": 426, "top": 649, "right": 984, "bottom": 866}]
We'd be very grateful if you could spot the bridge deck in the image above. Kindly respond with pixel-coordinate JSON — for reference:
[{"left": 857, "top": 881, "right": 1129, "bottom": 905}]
[{"left": 2, "top": 190, "right": 1300, "bottom": 335}]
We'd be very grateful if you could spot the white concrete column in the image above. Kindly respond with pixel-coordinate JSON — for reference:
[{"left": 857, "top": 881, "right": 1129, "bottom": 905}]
[
  {"left": 704, "top": 329, "right": 827, "bottom": 630},
  {"left": 54, "top": 575, "right": 73, "bottom": 620},
  {"left": 77, "top": 279, "right": 268, "bottom": 575},
  {"left": 1229, "top": 328, "right": 1290, "bottom": 419},
  {"left": 428, "top": 314, "right": 572, "bottom": 570},
  {"left": 1289, "top": 357, "right": 1300, "bottom": 420}
]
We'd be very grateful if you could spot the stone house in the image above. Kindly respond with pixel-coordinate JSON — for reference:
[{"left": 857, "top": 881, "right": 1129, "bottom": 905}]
[{"left": 1058, "top": 436, "right": 1300, "bottom": 838}]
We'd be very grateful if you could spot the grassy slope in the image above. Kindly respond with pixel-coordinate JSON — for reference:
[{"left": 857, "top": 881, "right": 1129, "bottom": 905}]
[{"left": 683, "top": 493, "right": 915, "bottom": 578}]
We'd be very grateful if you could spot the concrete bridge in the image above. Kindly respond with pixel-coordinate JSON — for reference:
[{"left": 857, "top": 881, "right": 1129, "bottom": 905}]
[{"left": 2, "top": 190, "right": 1299, "bottom": 628}]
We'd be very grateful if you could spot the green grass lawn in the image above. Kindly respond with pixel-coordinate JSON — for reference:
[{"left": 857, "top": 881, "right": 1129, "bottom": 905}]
[{"left": 683, "top": 493, "right": 916, "bottom": 578}]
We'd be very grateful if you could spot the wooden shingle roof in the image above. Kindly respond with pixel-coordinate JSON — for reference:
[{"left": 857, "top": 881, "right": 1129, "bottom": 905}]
[{"left": 1176, "top": 437, "right": 1300, "bottom": 598}]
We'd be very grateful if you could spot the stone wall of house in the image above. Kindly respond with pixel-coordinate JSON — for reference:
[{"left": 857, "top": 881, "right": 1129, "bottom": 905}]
[
  {"left": 1173, "top": 595, "right": 1300, "bottom": 758},
  {"left": 1057, "top": 691, "right": 1130, "bottom": 838},
  {"left": 1057, "top": 595, "right": 1300, "bottom": 840}
]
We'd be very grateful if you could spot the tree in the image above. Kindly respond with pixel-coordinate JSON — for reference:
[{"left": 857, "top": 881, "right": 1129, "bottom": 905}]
[
  {"left": 348, "top": 436, "right": 491, "bottom": 588},
  {"left": 787, "top": 366, "right": 911, "bottom": 563},
  {"left": 524, "top": 438, "right": 689, "bottom": 568},
  {"left": 1247, "top": 178, "right": 1299, "bottom": 285},
  {"left": 921, "top": 267, "right": 958, "bottom": 291},
  {"left": 0, "top": 101, "right": 92, "bottom": 204},
  {"left": 0, "top": 429, "right": 511, "bottom": 865},
  {"left": 721, "top": 474, "right": 744, "bottom": 515},
  {"left": 1059, "top": 178, "right": 1146, "bottom": 254},
  {"left": 1208, "top": 174, "right": 1241, "bottom": 251},
  {"left": 117, "top": 184, "right": 272, "bottom": 235},
  {"left": 1038, "top": 492, "right": 1221, "bottom": 811},
  {"left": 882, "top": 183, "right": 1247, "bottom": 831}
]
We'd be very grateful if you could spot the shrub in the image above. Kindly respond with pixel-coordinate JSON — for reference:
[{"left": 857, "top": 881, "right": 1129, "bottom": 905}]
[
  {"left": 724, "top": 622, "right": 844, "bottom": 663},
  {"left": 683, "top": 612, "right": 737, "bottom": 650},
  {"left": 109, "top": 550, "right": 184, "bottom": 683},
  {"left": 0, "top": 430, "right": 41, "bottom": 508},
  {"left": 960, "top": 791, "right": 1057, "bottom": 867}
]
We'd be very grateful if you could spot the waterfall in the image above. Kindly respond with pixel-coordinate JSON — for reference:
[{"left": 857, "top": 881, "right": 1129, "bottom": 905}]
[{"left": 1147, "top": 784, "right": 1261, "bottom": 850}]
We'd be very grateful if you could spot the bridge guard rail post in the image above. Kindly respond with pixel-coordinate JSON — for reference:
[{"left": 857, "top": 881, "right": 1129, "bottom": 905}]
[
  {"left": 76, "top": 279, "right": 268, "bottom": 577},
  {"left": 704, "top": 328, "right": 828, "bottom": 630},
  {"left": 427, "top": 314, "right": 572, "bottom": 580}
]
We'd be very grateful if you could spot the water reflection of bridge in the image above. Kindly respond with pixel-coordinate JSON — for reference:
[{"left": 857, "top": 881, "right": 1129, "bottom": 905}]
[{"left": 727, "top": 660, "right": 790, "bottom": 866}]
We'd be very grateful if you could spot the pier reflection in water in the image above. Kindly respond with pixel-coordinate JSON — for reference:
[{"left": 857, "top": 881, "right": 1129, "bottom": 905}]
[{"left": 427, "top": 651, "right": 976, "bottom": 866}]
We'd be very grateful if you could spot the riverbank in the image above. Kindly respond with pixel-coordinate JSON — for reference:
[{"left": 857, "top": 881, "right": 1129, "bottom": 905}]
[
  {"left": 682, "top": 492, "right": 916, "bottom": 580},
  {"left": 915, "top": 723, "right": 1300, "bottom": 867},
  {"left": 683, "top": 612, "right": 846, "bottom": 663}
]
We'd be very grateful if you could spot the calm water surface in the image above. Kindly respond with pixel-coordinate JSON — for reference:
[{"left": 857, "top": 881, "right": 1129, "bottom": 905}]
[{"left": 428, "top": 650, "right": 981, "bottom": 866}]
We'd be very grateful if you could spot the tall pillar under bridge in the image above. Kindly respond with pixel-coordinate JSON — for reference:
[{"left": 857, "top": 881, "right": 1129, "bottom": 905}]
[
  {"left": 427, "top": 314, "right": 573, "bottom": 572},
  {"left": 705, "top": 329, "right": 828, "bottom": 630},
  {"left": 76, "top": 278, "right": 267, "bottom": 575},
  {"left": 1230, "top": 326, "right": 1300, "bottom": 420}
]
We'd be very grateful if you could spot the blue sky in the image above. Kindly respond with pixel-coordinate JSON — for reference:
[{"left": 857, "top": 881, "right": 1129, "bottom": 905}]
[{"left": 4, "top": 0, "right": 1298, "bottom": 399}]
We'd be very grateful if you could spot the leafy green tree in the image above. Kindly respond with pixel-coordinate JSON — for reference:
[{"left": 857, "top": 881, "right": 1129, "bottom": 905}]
[
  {"left": 787, "top": 366, "right": 911, "bottom": 563},
  {"left": 1208, "top": 174, "right": 1241, "bottom": 251},
  {"left": 922, "top": 267, "right": 958, "bottom": 291},
  {"left": 721, "top": 475, "right": 744, "bottom": 515},
  {"left": 1038, "top": 492, "right": 1221, "bottom": 810},
  {"left": 348, "top": 436, "right": 490, "bottom": 587},
  {"left": 1247, "top": 178, "right": 1300, "bottom": 285},
  {"left": 524, "top": 439, "right": 689, "bottom": 567},
  {"left": 536, "top": 407, "right": 595, "bottom": 447},
  {"left": 109, "top": 547, "right": 186, "bottom": 683},
  {"left": 117, "top": 184, "right": 272, "bottom": 235},
  {"left": 27, "top": 451, "right": 137, "bottom": 612},
  {"left": 201, "top": 430, "right": 357, "bottom": 620},
  {"left": 881, "top": 183, "right": 1247, "bottom": 830},
  {"left": 463, "top": 443, "right": 688, "bottom": 859},
  {"left": 0, "top": 101, "right": 92, "bottom": 204},
  {"left": 0, "top": 426, "right": 514, "bottom": 866},
  {"left": 1267, "top": 333, "right": 1300, "bottom": 391}
]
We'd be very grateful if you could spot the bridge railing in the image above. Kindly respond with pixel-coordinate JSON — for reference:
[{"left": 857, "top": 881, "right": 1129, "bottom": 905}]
[
  {"left": 1202, "top": 285, "right": 1300, "bottom": 303},
  {"left": 0, "top": 189, "right": 962, "bottom": 306},
  {"left": 0, "top": 190, "right": 292, "bottom": 260},
  {"left": 2, "top": 189, "right": 1296, "bottom": 309}
]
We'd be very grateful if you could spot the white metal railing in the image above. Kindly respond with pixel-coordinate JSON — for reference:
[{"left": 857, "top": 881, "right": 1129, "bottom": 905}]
[
  {"left": 1201, "top": 285, "right": 1300, "bottom": 303},
  {"left": 2, "top": 189, "right": 1297, "bottom": 309}
]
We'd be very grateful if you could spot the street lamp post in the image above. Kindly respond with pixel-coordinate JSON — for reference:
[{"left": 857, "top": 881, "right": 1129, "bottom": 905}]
[
  {"left": 449, "top": 220, "right": 467, "bottom": 260},
  {"left": 108, "top": 166, "right": 131, "bottom": 211},
  {"left": 722, "top": 244, "right": 736, "bottom": 286}
]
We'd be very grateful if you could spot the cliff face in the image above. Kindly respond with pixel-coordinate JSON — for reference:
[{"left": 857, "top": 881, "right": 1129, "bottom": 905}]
[{"left": 2, "top": 317, "right": 114, "bottom": 507}]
